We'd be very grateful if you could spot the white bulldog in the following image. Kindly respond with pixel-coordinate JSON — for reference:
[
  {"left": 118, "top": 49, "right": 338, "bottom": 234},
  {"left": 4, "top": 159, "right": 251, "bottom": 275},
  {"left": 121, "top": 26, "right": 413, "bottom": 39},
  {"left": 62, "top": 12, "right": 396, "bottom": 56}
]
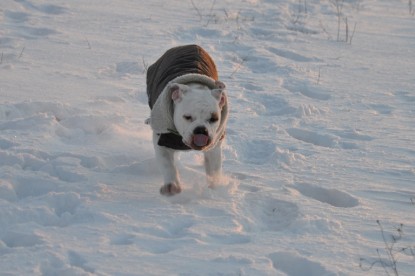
[
  {"left": 146, "top": 45, "right": 228, "bottom": 196},
  {"left": 154, "top": 81, "right": 226, "bottom": 195}
]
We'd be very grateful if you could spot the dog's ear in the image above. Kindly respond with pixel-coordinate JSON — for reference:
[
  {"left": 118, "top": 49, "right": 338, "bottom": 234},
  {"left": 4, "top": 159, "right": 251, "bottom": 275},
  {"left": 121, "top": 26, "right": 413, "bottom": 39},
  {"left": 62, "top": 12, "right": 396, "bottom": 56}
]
[
  {"left": 211, "top": 80, "right": 226, "bottom": 108},
  {"left": 170, "top": 84, "right": 188, "bottom": 103},
  {"left": 211, "top": 89, "right": 226, "bottom": 109},
  {"left": 215, "top": 80, "right": 226, "bottom": 90}
]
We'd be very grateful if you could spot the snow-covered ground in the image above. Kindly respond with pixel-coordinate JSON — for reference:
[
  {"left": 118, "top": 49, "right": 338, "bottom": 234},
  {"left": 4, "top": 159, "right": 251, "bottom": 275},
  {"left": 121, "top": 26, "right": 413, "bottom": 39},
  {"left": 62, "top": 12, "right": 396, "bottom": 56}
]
[{"left": 1, "top": 0, "right": 414, "bottom": 275}]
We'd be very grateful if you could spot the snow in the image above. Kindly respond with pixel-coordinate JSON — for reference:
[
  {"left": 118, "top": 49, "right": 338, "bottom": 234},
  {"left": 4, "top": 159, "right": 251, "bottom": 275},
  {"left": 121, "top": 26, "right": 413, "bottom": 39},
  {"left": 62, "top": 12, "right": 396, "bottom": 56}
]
[{"left": 1, "top": 0, "right": 414, "bottom": 275}]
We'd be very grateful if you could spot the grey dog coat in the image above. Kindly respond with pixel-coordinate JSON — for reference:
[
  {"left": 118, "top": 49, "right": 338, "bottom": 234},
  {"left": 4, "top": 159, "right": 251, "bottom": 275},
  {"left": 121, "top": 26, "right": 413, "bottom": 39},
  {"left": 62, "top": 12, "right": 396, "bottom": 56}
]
[{"left": 146, "top": 45, "right": 228, "bottom": 150}]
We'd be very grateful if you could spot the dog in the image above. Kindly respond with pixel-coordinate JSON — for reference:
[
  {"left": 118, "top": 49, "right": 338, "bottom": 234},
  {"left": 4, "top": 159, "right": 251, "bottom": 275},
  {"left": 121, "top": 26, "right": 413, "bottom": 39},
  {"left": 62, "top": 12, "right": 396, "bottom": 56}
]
[{"left": 146, "top": 45, "right": 228, "bottom": 196}]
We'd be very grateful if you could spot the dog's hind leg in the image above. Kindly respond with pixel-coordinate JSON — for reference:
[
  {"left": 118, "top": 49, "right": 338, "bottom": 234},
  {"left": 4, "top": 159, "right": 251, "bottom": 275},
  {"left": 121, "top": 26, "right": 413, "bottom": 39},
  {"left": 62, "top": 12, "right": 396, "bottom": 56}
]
[{"left": 204, "top": 141, "right": 223, "bottom": 188}]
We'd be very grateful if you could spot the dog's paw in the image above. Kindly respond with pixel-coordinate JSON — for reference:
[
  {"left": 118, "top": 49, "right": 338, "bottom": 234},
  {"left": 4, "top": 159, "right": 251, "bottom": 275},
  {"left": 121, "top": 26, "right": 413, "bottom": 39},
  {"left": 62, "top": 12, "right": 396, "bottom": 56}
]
[
  {"left": 160, "top": 183, "right": 182, "bottom": 196},
  {"left": 207, "top": 173, "right": 222, "bottom": 189}
]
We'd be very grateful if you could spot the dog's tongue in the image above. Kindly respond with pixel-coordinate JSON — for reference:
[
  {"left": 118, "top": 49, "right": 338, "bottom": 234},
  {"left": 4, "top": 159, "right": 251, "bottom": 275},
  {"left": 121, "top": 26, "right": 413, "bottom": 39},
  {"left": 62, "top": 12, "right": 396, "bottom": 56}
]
[{"left": 193, "top": 134, "right": 209, "bottom": 147}]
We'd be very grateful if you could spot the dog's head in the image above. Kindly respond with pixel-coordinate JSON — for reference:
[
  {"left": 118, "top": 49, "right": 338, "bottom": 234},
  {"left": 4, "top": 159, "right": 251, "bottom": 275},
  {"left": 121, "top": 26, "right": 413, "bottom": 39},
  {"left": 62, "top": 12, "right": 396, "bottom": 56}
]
[{"left": 170, "top": 81, "right": 226, "bottom": 151}]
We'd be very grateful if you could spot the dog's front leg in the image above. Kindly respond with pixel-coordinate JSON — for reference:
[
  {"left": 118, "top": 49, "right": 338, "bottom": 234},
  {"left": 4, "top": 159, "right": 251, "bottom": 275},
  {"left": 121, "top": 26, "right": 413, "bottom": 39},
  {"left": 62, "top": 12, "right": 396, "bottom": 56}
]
[
  {"left": 153, "top": 135, "right": 181, "bottom": 196},
  {"left": 204, "top": 141, "right": 222, "bottom": 188}
]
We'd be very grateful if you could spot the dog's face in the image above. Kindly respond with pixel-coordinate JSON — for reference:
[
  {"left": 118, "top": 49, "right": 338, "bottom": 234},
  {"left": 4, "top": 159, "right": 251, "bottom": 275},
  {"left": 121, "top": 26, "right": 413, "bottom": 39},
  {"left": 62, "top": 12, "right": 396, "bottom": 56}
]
[{"left": 171, "top": 82, "right": 225, "bottom": 151}]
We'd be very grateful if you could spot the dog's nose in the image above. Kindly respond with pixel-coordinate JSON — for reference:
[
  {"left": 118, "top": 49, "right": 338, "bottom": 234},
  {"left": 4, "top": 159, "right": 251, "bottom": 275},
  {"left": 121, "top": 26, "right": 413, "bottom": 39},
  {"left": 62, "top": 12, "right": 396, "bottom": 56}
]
[{"left": 193, "top": 126, "right": 208, "bottom": 135}]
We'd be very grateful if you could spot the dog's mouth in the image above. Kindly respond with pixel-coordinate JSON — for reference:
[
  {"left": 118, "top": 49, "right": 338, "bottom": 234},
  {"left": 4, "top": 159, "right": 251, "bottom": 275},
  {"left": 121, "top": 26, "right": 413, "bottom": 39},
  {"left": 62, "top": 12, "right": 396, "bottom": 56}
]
[
  {"left": 193, "top": 134, "right": 209, "bottom": 147},
  {"left": 186, "top": 134, "right": 210, "bottom": 150}
]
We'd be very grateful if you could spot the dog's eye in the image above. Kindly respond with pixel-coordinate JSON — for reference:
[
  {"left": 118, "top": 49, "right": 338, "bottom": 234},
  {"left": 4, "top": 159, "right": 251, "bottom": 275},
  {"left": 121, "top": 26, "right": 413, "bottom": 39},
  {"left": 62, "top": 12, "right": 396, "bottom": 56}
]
[
  {"left": 208, "top": 116, "right": 219, "bottom": 123},
  {"left": 183, "top": 115, "right": 193, "bottom": 121}
]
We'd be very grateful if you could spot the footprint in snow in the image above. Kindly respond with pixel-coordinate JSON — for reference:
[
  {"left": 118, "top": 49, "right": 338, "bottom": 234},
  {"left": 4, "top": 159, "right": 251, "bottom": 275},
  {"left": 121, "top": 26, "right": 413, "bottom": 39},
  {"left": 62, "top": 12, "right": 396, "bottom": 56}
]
[
  {"left": 243, "top": 195, "right": 299, "bottom": 232},
  {"left": 395, "top": 90, "right": 415, "bottom": 103},
  {"left": 250, "top": 27, "right": 280, "bottom": 40},
  {"left": 0, "top": 137, "right": 18, "bottom": 150},
  {"left": 0, "top": 37, "right": 16, "bottom": 52},
  {"left": 269, "top": 252, "right": 337, "bottom": 276},
  {"left": 230, "top": 172, "right": 262, "bottom": 192},
  {"left": 111, "top": 158, "right": 159, "bottom": 176},
  {"left": 130, "top": 216, "right": 196, "bottom": 241},
  {"left": 239, "top": 139, "right": 277, "bottom": 165},
  {"left": 1, "top": 231, "right": 44, "bottom": 248},
  {"left": 12, "top": 176, "right": 58, "bottom": 200},
  {"left": 15, "top": 0, "right": 68, "bottom": 15},
  {"left": 0, "top": 180, "right": 18, "bottom": 202},
  {"left": 242, "top": 82, "right": 264, "bottom": 92},
  {"left": 332, "top": 129, "right": 373, "bottom": 142},
  {"left": 284, "top": 81, "right": 331, "bottom": 101},
  {"left": 292, "top": 183, "right": 359, "bottom": 208},
  {"left": 18, "top": 26, "right": 59, "bottom": 40},
  {"left": 255, "top": 94, "right": 296, "bottom": 117},
  {"left": 68, "top": 250, "right": 95, "bottom": 273},
  {"left": 4, "top": 1, "right": 63, "bottom": 41},
  {"left": 44, "top": 192, "right": 82, "bottom": 217},
  {"left": 208, "top": 233, "right": 251, "bottom": 245},
  {"left": 244, "top": 55, "right": 282, "bottom": 74},
  {"left": 286, "top": 128, "right": 359, "bottom": 150},
  {"left": 132, "top": 233, "right": 199, "bottom": 254},
  {"left": 111, "top": 234, "right": 135, "bottom": 246},
  {"left": 98, "top": 61, "right": 146, "bottom": 78},
  {"left": 0, "top": 101, "right": 74, "bottom": 123},
  {"left": 115, "top": 61, "right": 143, "bottom": 77},
  {"left": 37, "top": 4, "right": 68, "bottom": 15},
  {"left": 268, "top": 47, "right": 322, "bottom": 63},
  {"left": 4, "top": 10, "right": 31, "bottom": 23},
  {"left": 367, "top": 103, "right": 394, "bottom": 115},
  {"left": 2, "top": 150, "right": 87, "bottom": 185}
]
